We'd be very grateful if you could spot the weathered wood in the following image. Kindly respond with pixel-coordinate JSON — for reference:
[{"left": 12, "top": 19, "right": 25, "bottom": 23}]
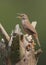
[
  {"left": 0, "top": 40, "right": 11, "bottom": 65},
  {"left": 0, "top": 23, "right": 10, "bottom": 41},
  {"left": 15, "top": 33, "right": 42, "bottom": 65},
  {"left": 15, "top": 48, "right": 42, "bottom": 65},
  {"left": 0, "top": 24, "right": 42, "bottom": 65}
]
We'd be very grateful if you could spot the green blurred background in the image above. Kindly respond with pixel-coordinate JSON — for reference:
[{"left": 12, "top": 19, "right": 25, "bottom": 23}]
[{"left": 0, "top": 0, "right": 46, "bottom": 65}]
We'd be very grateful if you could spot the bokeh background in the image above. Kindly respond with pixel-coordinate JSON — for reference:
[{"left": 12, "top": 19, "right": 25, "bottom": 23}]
[{"left": 0, "top": 0, "right": 46, "bottom": 65}]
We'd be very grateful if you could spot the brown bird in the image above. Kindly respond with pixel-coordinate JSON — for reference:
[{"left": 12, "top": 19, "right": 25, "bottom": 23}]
[{"left": 17, "top": 13, "right": 41, "bottom": 47}]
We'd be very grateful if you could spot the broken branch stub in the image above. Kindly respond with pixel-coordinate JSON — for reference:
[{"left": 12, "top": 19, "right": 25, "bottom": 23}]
[{"left": 0, "top": 23, "right": 10, "bottom": 42}]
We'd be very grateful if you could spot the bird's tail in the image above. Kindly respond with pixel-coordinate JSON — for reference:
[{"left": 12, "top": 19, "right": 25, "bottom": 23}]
[{"left": 36, "top": 37, "right": 41, "bottom": 47}]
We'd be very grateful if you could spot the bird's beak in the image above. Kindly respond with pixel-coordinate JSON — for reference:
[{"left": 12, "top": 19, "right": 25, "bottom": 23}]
[
  {"left": 16, "top": 13, "right": 22, "bottom": 19},
  {"left": 16, "top": 16, "right": 21, "bottom": 19}
]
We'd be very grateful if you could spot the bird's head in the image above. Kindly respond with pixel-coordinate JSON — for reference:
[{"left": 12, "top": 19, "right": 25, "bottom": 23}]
[{"left": 16, "top": 13, "right": 28, "bottom": 20}]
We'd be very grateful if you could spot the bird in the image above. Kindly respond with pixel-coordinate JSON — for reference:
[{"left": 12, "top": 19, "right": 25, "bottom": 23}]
[{"left": 17, "top": 13, "right": 41, "bottom": 47}]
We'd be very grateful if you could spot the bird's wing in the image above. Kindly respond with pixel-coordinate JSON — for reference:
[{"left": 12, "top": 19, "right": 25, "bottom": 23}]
[
  {"left": 31, "top": 21, "right": 37, "bottom": 29},
  {"left": 25, "top": 21, "right": 37, "bottom": 34}
]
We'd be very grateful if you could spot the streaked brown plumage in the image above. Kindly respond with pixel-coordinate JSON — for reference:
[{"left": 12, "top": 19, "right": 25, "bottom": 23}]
[{"left": 17, "top": 13, "right": 41, "bottom": 47}]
